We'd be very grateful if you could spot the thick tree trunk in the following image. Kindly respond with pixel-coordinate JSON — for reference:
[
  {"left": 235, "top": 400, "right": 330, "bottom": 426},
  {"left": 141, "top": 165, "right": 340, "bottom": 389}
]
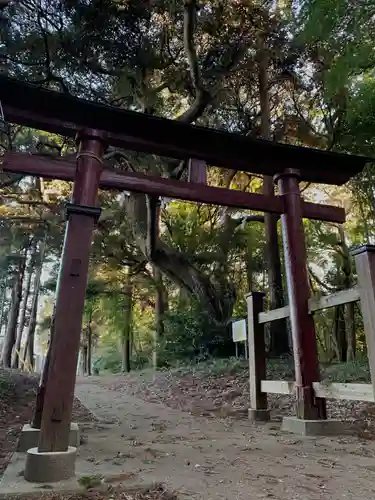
[
  {"left": 125, "top": 193, "right": 236, "bottom": 324},
  {"left": 258, "top": 42, "right": 289, "bottom": 357},
  {"left": 1, "top": 256, "right": 26, "bottom": 367},
  {"left": 12, "top": 255, "right": 35, "bottom": 369}
]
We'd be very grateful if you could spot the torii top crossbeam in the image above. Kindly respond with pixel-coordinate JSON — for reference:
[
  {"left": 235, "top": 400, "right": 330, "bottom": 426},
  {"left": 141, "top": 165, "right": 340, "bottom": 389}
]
[{"left": 0, "top": 75, "right": 371, "bottom": 185}]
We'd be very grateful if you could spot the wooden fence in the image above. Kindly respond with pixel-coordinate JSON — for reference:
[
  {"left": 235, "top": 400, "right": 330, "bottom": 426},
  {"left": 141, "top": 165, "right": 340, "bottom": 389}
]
[{"left": 246, "top": 245, "right": 375, "bottom": 418}]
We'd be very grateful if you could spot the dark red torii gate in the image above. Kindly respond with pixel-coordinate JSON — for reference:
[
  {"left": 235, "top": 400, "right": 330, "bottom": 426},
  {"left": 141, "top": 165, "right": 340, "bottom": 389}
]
[{"left": 0, "top": 75, "right": 371, "bottom": 455}]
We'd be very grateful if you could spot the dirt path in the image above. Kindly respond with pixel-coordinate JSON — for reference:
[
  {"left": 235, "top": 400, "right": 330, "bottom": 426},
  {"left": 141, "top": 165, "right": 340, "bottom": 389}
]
[{"left": 75, "top": 376, "right": 375, "bottom": 500}]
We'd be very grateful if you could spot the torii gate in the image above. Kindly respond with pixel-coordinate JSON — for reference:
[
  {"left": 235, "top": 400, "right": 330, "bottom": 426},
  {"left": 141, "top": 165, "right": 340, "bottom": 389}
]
[{"left": 0, "top": 75, "right": 370, "bottom": 480}]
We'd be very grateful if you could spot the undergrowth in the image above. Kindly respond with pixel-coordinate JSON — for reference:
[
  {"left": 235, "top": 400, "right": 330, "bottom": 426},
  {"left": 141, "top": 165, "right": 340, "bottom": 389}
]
[
  {"left": 156, "top": 356, "right": 370, "bottom": 384},
  {"left": 0, "top": 371, "right": 16, "bottom": 400}
]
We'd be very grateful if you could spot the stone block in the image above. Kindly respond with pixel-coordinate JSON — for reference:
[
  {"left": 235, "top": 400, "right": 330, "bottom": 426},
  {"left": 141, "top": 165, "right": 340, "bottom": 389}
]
[
  {"left": 24, "top": 446, "right": 77, "bottom": 483},
  {"left": 17, "top": 423, "right": 80, "bottom": 452},
  {"left": 281, "top": 416, "right": 352, "bottom": 437}
]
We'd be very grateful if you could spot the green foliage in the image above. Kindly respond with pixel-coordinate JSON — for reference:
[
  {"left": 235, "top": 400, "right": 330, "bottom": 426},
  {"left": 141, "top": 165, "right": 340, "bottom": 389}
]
[
  {"left": 94, "top": 347, "right": 122, "bottom": 374},
  {"left": 322, "top": 359, "right": 370, "bottom": 383},
  {"left": 156, "top": 305, "right": 235, "bottom": 368},
  {"left": 298, "top": 0, "right": 375, "bottom": 97},
  {"left": 156, "top": 310, "right": 206, "bottom": 366},
  {"left": 177, "top": 356, "right": 249, "bottom": 377}
]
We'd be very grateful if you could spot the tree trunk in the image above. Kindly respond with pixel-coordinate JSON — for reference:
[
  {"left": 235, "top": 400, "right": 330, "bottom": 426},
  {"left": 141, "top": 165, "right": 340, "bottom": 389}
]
[
  {"left": 0, "top": 284, "right": 7, "bottom": 335},
  {"left": 82, "top": 346, "right": 88, "bottom": 375},
  {"left": 28, "top": 233, "right": 48, "bottom": 428},
  {"left": 153, "top": 202, "right": 165, "bottom": 339},
  {"left": 337, "top": 225, "right": 356, "bottom": 360},
  {"left": 23, "top": 234, "right": 47, "bottom": 370},
  {"left": 345, "top": 302, "right": 356, "bottom": 361},
  {"left": 153, "top": 266, "right": 166, "bottom": 368},
  {"left": 125, "top": 192, "right": 236, "bottom": 325},
  {"left": 258, "top": 42, "right": 289, "bottom": 356},
  {"left": 121, "top": 283, "right": 132, "bottom": 373},
  {"left": 31, "top": 307, "right": 55, "bottom": 429},
  {"left": 87, "top": 308, "right": 93, "bottom": 376},
  {"left": 331, "top": 305, "right": 347, "bottom": 362},
  {"left": 246, "top": 233, "right": 253, "bottom": 291},
  {"left": 12, "top": 253, "right": 35, "bottom": 369},
  {"left": 1, "top": 256, "right": 26, "bottom": 367},
  {"left": 337, "top": 306, "right": 347, "bottom": 362}
]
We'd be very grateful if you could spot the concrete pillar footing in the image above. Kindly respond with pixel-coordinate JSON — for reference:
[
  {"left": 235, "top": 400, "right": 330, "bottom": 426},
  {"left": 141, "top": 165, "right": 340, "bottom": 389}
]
[
  {"left": 248, "top": 408, "right": 271, "bottom": 422},
  {"left": 24, "top": 446, "right": 77, "bottom": 483},
  {"left": 282, "top": 416, "right": 352, "bottom": 436},
  {"left": 17, "top": 423, "right": 80, "bottom": 452}
]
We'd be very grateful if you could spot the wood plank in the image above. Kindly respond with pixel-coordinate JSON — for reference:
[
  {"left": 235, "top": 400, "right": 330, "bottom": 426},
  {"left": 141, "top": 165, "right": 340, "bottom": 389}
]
[
  {"left": 258, "top": 305, "right": 290, "bottom": 324},
  {"left": 258, "top": 289, "right": 360, "bottom": 324},
  {"left": 261, "top": 380, "right": 374, "bottom": 402},
  {"left": 0, "top": 75, "right": 370, "bottom": 185},
  {"left": 261, "top": 380, "right": 295, "bottom": 395},
  {"left": 309, "top": 288, "right": 360, "bottom": 313},
  {"left": 313, "top": 382, "right": 374, "bottom": 402}
]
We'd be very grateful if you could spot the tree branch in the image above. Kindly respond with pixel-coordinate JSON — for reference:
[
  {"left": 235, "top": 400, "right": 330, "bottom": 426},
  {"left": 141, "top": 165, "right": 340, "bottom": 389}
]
[
  {"left": 177, "top": 0, "right": 211, "bottom": 124},
  {"left": 125, "top": 191, "right": 235, "bottom": 323}
]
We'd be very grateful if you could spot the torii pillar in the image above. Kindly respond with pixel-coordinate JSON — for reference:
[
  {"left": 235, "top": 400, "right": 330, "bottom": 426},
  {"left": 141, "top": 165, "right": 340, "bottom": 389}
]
[
  {"left": 24, "top": 129, "right": 106, "bottom": 483},
  {"left": 275, "top": 169, "right": 326, "bottom": 422}
]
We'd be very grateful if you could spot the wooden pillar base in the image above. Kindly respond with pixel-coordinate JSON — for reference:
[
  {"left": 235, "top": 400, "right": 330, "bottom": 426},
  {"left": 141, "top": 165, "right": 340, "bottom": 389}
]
[
  {"left": 248, "top": 408, "right": 270, "bottom": 422},
  {"left": 295, "top": 386, "right": 326, "bottom": 420}
]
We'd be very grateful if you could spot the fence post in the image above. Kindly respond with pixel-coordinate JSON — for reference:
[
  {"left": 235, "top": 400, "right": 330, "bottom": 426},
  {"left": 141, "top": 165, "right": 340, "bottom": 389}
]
[
  {"left": 246, "top": 291, "right": 270, "bottom": 422},
  {"left": 352, "top": 245, "right": 375, "bottom": 397}
]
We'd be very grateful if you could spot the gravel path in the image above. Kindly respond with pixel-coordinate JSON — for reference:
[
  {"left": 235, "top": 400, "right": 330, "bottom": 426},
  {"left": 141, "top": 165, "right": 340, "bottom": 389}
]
[{"left": 76, "top": 376, "right": 375, "bottom": 500}]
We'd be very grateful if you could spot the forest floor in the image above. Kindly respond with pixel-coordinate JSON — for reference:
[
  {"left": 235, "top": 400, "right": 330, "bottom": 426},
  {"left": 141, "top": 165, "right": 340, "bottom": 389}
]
[
  {"left": 0, "top": 369, "right": 92, "bottom": 478},
  {"left": 0, "top": 369, "right": 175, "bottom": 500},
  {"left": 3, "top": 360, "right": 375, "bottom": 499},
  {"left": 73, "top": 358, "right": 375, "bottom": 499},
  {"left": 106, "top": 357, "right": 375, "bottom": 439}
]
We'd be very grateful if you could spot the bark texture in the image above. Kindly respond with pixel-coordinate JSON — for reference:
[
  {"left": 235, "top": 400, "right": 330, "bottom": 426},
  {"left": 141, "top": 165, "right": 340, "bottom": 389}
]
[
  {"left": 258, "top": 41, "right": 289, "bottom": 356},
  {"left": 1, "top": 255, "right": 26, "bottom": 367}
]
